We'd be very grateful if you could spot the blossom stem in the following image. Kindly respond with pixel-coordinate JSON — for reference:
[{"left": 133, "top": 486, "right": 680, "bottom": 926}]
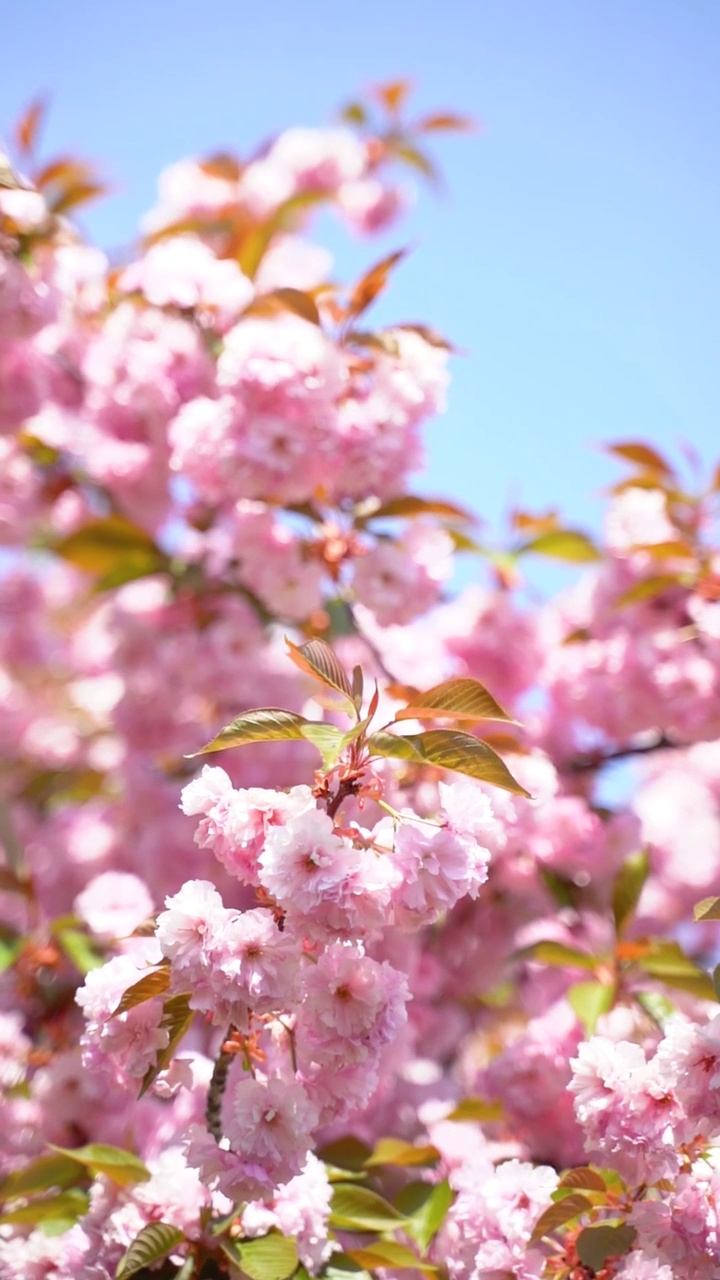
[{"left": 206, "top": 1026, "right": 236, "bottom": 1143}]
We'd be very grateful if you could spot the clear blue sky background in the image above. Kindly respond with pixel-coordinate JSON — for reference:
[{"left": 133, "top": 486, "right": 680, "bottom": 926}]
[{"left": 3, "top": 0, "right": 719, "bottom": 549}]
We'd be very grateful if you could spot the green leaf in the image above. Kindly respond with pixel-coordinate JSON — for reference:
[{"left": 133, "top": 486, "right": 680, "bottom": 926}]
[
  {"left": 444, "top": 1098, "right": 504, "bottom": 1122},
  {"left": 694, "top": 896, "right": 720, "bottom": 922},
  {"left": 351, "top": 665, "right": 364, "bottom": 714},
  {"left": 364, "top": 1138, "right": 439, "bottom": 1168},
  {"left": 330, "top": 1184, "right": 407, "bottom": 1232},
  {"left": 612, "top": 851, "right": 650, "bottom": 936},
  {"left": 520, "top": 530, "right": 601, "bottom": 562},
  {"left": 52, "top": 516, "right": 167, "bottom": 578},
  {"left": 285, "top": 637, "right": 354, "bottom": 706},
  {"left": 638, "top": 942, "right": 716, "bottom": 1000},
  {"left": 0, "top": 1152, "right": 83, "bottom": 1201},
  {"left": 567, "top": 981, "right": 616, "bottom": 1034},
  {"left": 140, "top": 993, "right": 194, "bottom": 1096},
  {"left": 346, "top": 1241, "right": 436, "bottom": 1274},
  {"left": 230, "top": 1233, "right": 299, "bottom": 1280},
  {"left": 367, "top": 729, "right": 531, "bottom": 797},
  {"left": 518, "top": 941, "right": 598, "bottom": 971},
  {"left": 576, "top": 1222, "right": 637, "bottom": 1271},
  {"left": 112, "top": 965, "right": 170, "bottom": 1017},
  {"left": 115, "top": 1222, "right": 186, "bottom": 1278},
  {"left": 528, "top": 1193, "right": 592, "bottom": 1245},
  {"left": 394, "top": 677, "right": 517, "bottom": 725},
  {"left": 49, "top": 1144, "right": 150, "bottom": 1187},
  {"left": 298, "top": 722, "right": 346, "bottom": 770},
  {"left": 395, "top": 1180, "right": 453, "bottom": 1252},
  {"left": 0, "top": 1188, "right": 88, "bottom": 1226},
  {"left": 318, "top": 1136, "right": 372, "bottom": 1173},
  {"left": 187, "top": 708, "right": 325, "bottom": 758},
  {"left": 55, "top": 928, "right": 104, "bottom": 974}
]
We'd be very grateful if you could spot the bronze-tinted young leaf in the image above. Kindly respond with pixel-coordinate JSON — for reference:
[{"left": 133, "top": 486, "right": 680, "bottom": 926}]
[
  {"left": 364, "top": 1138, "right": 439, "bottom": 1168},
  {"left": 445, "top": 1098, "right": 503, "bottom": 1123},
  {"left": 631, "top": 540, "right": 694, "bottom": 561},
  {"left": 249, "top": 287, "right": 322, "bottom": 326},
  {"left": 112, "top": 965, "right": 170, "bottom": 1018},
  {"left": 558, "top": 1167, "right": 608, "bottom": 1194},
  {"left": 360, "top": 494, "right": 474, "bottom": 523},
  {"left": 330, "top": 1184, "right": 407, "bottom": 1232},
  {"left": 396, "top": 1179, "right": 453, "bottom": 1252},
  {"left": 415, "top": 112, "right": 476, "bottom": 132},
  {"left": 375, "top": 78, "right": 413, "bottom": 114},
  {"left": 139, "top": 994, "right": 194, "bottom": 1096},
  {"left": 49, "top": 1144, "right": 150, "bottom": 1187},
  {"left": 520, "top": 530, "right": 601, "bottom": 562},
  {"left": 49, "top": 181, "right": 109, "bottom": 215},
  {"left": 187, "top": 708, "right": 321, "bottom": 757},
  {"left": 53, "top": 517, "right": 166, "bottom": 578},
  {"left": 388, "top": 141, "right": 440, "bottom": 184},
  {"left": 115, "top": 1222, "right": 186, "bottom": 1279},
  {"left": 233, "top": 1233, "right": 299, "bottom": 1280},
  {"left": 394, "top": 677, "right": 517, "bottom": 725},
  {"left": 694, "top": 896, "right": 720, "bottom": 922},
  {"left": 340, "top": 101, "right": 368, "bottom": 125},
  {"left": 367, "top": 729, "right": 530, "bottom": 797},
  {"left": 607, "top": 441, "right": 673, "bottom": 475},
  {"left": 285, "top": 637, "right": 354, "bottom": 703},
  {"left": 576, "top": 1222, "right": 637, "bottom": 1271},
  {"left": 346, "top": 1241, "right": 436, "bottom": 1274},
  {"left": 15, "top": 98, "right": 47, "bottom": 155},
  {"left": 528, "top": 1193, "right": 592, "bottom": 1244},
  {"left": 567, "top": 981, "right": 616, "bottom": 1035},
  {"left": 238, "top": 190, "right": 330, "bottom": 278},
  {"left": 614, "top": 574, "right": 684, "bottom": 608},
  {"left": 394, "top": 323, "right": 457, "bottom": 351},
  {"left": 612, "top": 850, "right": 649, "bottom": 936},
  {"left": 348, "top": 248, "right": 408, "bottom": 321}
]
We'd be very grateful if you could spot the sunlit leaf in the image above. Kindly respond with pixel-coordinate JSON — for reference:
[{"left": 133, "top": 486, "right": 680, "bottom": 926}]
[
  {"left": 0, "top": 1189, "right": 88, "bottom": 1227},
  {"left": 518, "top": 941, "right": 597, "bottom": 971},
  {"left": 48, "top": 1144, "right": 150, "bottom": 1187},
  {"left": 368, "top": 729, "right": 530, "bottom": 796},
  {"left": 396, "top": 1180, "right": 453, "bottom": 1252},
  {"left": 285, "top": 637, "right": 354, "bottom": 703},
  {"left": 248, "top": 287, "right": 322, "bottom": 326},
  {"left": 558, "top": 1167, "right": 608, "bottom": 1194},
  {"left": 388, "top": 141, "right": 440, "bottom": 184},
  {"left": 520, "top": 530, "right": 601, "bottom": 562},
  {"left": 112, "top": 965, "right": 170, "bottom": 1017},
  {"left": 340, "top": 101, "right": 368, "bottom": 125},
  {"left": 55, "top": 927, "right": 103, "bottom": 975},
  {"left": 52, "top": 516, "right": 166, "bottom": 578},
  {"left": 638, "top": 942, "right": 716, "bottom": 1000},
  {"left": 233, "top": 1233, "right": 299, "bottom": 1280},
  {"left": 576, "top": 1222, "right": 637, "bottom": 1271},
  {"left": 49, "top": 182, "right": 109, "bottom": 215},
  {"left": 694, "top": 896, "right": 720, "bottom": 922},
  {"left": 365, "top": 1138, "right": 439, "bottom": 1168},
  {"left": 360, "top": 493, "right": 474, "bottom": 523},
  {"left": 330, "top": 1184, "right": 407, "bottom": 1232},
  {"left": 115, "top": 1222, "right": 186, "bottom": 1279},
  {"left": 187, "top": 708, "right": 325, "bottom": 757},
  {"left": 375, "top": 79, "right": 413, "bottom": 114},
  {"left": 445, "top": 1098, "right": 504, "bottom": 1122},
  {"left": 348, "top": 248, "right": 408, "bottom": 321},
  {"left": 614, "top": 574, "right": 685, "bottom": 607},
  {"left": 394, "top": 677, "right": 517, "bottom": 725},
  {"left": 346, "top": 1241, "right": 436, "bottom": 1273},
  {"left": 631, "top": 540, "right": 694, "bottom": 560},
  {"left": 567, "top": 981, "right": 616, "bottom": 1034},
  {"left": 238, "top": 190, "right": 330, "bottom": 278},
  {"left": 528, "top": 1193, "right": 592, "bottom": 1244},
  {"left": 299, "top": 722, "right": 346, "bottom": 769},
  {"left": 607, "top": 442, "right": 673, "bottom": 475}
]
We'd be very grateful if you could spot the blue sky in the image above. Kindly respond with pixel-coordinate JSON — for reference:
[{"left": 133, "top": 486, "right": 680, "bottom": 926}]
[{"left": 3, "top": 0, "right": 719, "bottom": 552}]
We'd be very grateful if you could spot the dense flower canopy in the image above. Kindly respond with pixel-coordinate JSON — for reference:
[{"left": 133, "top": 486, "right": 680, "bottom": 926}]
[{"left": 1, "top": 84, "right": 720, "bottom": 1280}]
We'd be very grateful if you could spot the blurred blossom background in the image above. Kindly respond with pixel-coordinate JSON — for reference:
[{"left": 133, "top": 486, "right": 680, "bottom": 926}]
[{"left": 3, "top": 0, "right": 719, "bottom": 548}]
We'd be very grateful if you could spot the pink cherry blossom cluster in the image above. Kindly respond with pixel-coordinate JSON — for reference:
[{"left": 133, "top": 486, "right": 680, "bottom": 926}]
[{"left": 3, "top": 89, "right": 720, "bottom": 1280}]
